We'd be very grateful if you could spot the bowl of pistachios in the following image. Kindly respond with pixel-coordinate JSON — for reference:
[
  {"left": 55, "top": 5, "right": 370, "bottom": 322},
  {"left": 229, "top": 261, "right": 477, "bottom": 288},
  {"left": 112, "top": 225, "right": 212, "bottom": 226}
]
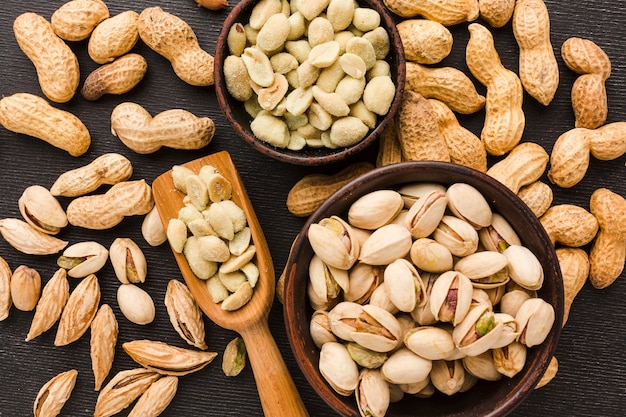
[
  {"left": 214, "top": 0, "right": 406, "bottom": 165},
  {"left": 283, "top": 161, "right": 564, "bottom": 417}
]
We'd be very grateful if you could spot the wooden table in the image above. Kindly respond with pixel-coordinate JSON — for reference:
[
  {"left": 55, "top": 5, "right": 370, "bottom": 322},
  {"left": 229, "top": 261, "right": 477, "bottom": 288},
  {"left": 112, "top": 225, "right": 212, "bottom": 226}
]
[{"left": 0, "top": 1, "right": 624, "bottom": 416}]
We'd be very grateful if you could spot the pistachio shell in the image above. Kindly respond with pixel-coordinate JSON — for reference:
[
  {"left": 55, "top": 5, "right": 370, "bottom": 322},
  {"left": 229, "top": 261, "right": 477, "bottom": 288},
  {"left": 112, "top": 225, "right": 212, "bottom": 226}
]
[
  {"left": 410, "top": 272, "right": 438, "bottom": 326},
  {"left": 404, "top": 326, "right": 456, "bottom": 360},
  {"left": 380, "top": 348, "right": 432, "bottom": 385},
  {"left": 18, "top": 185, "right": 68, "bottom": 234},
  {"left": 430, "top": 360, "right": 465, "bottom": 396},
  {"left": 503, "top": 244, "right": 544, "bottom": 290},
  {"left": 515, "top": 298, "right": 555, "bottom": 347},
  {"left": 454, "top": 250, "right": 510, "bottom": 288},
  {"left": 308, "top": 216, "right": 360, "bottom": 270},
  {"left": 499, "top": 289, "right": 531, "bottom": 317},
  {"left": 58, "top": 241, "right": 108, "bottom": 278},
  {"left": 462, "top": 350, "right": 502, "bottom": 381},
  {"left": 432, "top": 216, "right": 479, "bottom": 257},
  {"left": 309, "top": 254, "right": 350, "bottom": 304},
  {"left": 319, "top": 342, "right": 359, "bottom": 396},
  {"left": 383, "top": 259, "right": 426, "bottom": 312},
  {"left": 478, "top": 213, "right": 521, "bottom": 252},
  {"left": 452, "top": 304, "right": 504, "bottom": 356},
  {"left": 359, "top": 224, "right": 412, "bottom": 265},
  {"left": 429, "top": 271, "right": 473, "bottom": 325},
  {"left": 350, "top": 304, "right": 403, "bottom": 353},
  {"left": 446, "top": 183, "right": 493, "bottom": 229},
  {"left": 348, "top": 190, "right": 403, "bottom": 230},
  {"left": 409, "top": 238, "right": 453, "bottom": 273},
  {"left": 404, "top": 189, "right": 447, "bottom": 238},
  {"left": 109, "top": 238, "right": 147, "bottom": 284},
  {"left": 344, "top": 262, "right": 383, "bottom": 304},
  {"left": 368, "top": 282, "right": 399, "bottom": 314},
  {"left": 356, "top": 369, "right": 390, "bottom": 417},
  {"left": 310, "top": 310, "right": 337, "bottom": 348},
  {"left": 397, "top": 183, "right": 447, "bottom": 208},
  {"left": 493, "top": 341, "right": 527, "bottom": 378}
]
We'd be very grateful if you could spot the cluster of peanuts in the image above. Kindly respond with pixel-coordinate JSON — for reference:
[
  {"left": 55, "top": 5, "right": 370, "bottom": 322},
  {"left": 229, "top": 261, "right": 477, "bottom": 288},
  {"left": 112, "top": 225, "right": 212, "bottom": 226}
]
[{"left": 286, "top": 0, "right": 626, "bottom": 388}]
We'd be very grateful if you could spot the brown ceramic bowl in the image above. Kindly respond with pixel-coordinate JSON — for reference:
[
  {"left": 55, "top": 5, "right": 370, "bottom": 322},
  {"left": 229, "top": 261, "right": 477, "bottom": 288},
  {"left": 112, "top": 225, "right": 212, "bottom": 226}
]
[
  {"left": 214, "top": 0, "right": 406, "bottom": 166},
  {"left": 283, "top": 162, "right": 564, "bottom": 417}
]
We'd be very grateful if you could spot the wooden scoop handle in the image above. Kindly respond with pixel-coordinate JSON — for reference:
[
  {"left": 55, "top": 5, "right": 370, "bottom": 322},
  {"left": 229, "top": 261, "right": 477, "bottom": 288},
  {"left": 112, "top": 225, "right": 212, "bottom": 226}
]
[{"left": 241, "top": 320, "right": 309, "bottom": 417}]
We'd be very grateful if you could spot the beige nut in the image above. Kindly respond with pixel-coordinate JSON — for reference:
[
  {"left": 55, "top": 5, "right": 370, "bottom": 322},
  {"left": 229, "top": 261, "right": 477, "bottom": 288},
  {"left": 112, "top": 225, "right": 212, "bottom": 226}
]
[
  {"left": 383, "top": 0, "right": 479, "bottom": 26},
  {"left": 397, "top": 19, "right": 452, "bottom": 64},
  {"left": 539, "top": 204, "right": 599, "bottom": 247},
  {"left": 487, "top": 142, "right": 549, "bottom": 193},
  {"left": 88, "top": 11, "right": 140, "bottom": 64},
  {"left": 81, "top": 53, "right": 148, "bottom": 101},
  {"left": 0, "top": 93, "right": 90, "bottom": 156},
  {"left": 14, "top": 13, "right": 79, "bottom": 103},
  {"left": 479, "top": 0, "right": 515, "bottom": 28},
  {"left": 51, "top": 0, "right": 109, "bottom": 41}
]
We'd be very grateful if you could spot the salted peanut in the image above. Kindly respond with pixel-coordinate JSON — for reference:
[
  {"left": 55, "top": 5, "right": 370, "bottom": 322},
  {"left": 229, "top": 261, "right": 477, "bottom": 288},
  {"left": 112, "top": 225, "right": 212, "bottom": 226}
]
[
  {"left": 67, "top": 180, "right": 153, "bottom": 230},
  {"left": 117, "top": 283, "right": 155, "bottom": 325},
  {"left": 0, "top": 218, "right": 68, "bottom": 255},
  {"left": 405, "top": 62, "right": 485, "bottom": 114},
  {"left": 327, "top": 0, "right": 355, "bottom": 31},
  {"left": 309, "top": 41, "right": 341, "bottom": 68},
  {"left": 165, "top": 279, "right": 207, "bottom": 350},
  {"left": 308, "top": 103, "right": 333, "bottom": 131},
  {"left": 557, "top": 248, "right": 589, "bottom": 326},
  {"left": 0, "top": 93, "right": 90, "bottom": 156},
  {"left": 91, "top": 304, "right": 118, "bottom": 391},
  {"left": 428, "top": 99, "right": 486, "bottom": 172},
  {"left": 51, "top": 0, "right": 109, "bottom": 41},
  {"left": 363, "top": 75, "right": 396, "bottom": 116},
  {"left": 308, "top": 17, "right": 334, "bottom": 47},
  {"left": 250, "top": 111, "right": 290, "bottom": 148},
  {"left": 51, "top": 153, "right": 132, "bottom": 197},
  {"left": 89, "top": 11, "right": 140, "bottom": 64},
  {"left": 479, "top": 0, "right": 515, "bottom": 28},
  {"left": 350, "top": 101, "right": 377, "bottom": 129},
  {"left": 55, "top": 274, "right": 100, "bottom": 346},
  {"left": 222, "top": 281, "right": 254, "bottom": 311},
  {"left": 0, "top": 257, "right": 11, "bottom": 321},
  {"left": 397, "top": 19, "right": 453, "bottom": 65},
  {"left": 287, "top": 11, "right": 306, "bottom": 41},
  {"left": 284, "top": 40, "right": 311, "bottom": 64},
  {"left": 270, "top": 53, "right": 299, "bottom": 74},
  {"left": 227, "top": 23, "right": 247, "bottom": 56},
  {"left": 353, "top": 8, "right": 381, "bottom": 31},
  {"left": 184, "top": 236, "right": 218, "bottom": 279},
  {"left": 396, "top": 90, "right": 450, "bottom": 162},
  {"left": 14, "top": 13, "right": 79, "bottom": 103},
  {"left": 94, "top": 368, "right": 160, "bottom": 417},
  {"left": 487, "top": 142, "right": 549, "bottom": 193},
  {"left": 258, "top": 73, "right": 289, "bottom": 110},
  {"left": 512, "top": 0, "right": 559, "bottom": 105},
  {"left": 312, "top": 86, "right": 350, "bottom": 117},
  {"left": 329, "top": 117, "right": 369, "bottom": 147},
  {"left": 34, "top": 369, "right": 78, "bottom": 417},
  {"left": 539, "top": 204, "right": 599, "bottom": 247},
  {"left": 383, "top": 0, "right": 480, "bottom": 25},
  {"left": 123, "top": 339, "right": 218, "bottom": 376},
  {"left": 127, "top": 376, "right": 178, "bottom": 417},
  {"left": 21, "top": 275, "right": 72, "bottom": 353},
  {"left": 10, "top": 265, "right": 41, "bottom": 312},
  {"left": 340, "top": 53, "right": 367, "bottom": 79},
  {"left": 336, "top": 76, "right": 366, "bottom": 105},
  {"left": 466, "top": 23, "right": 525, "bottom": 155},
  {"left": 242, "top": 47, "right": 275, "bottom": 87},
  {"left": 561, "top": 37, "right": 611, "bottom": 129},
  {"left": 82, "top": 53, "right": 147, "bottom": 101},
  {"left": 111, "top": 102, "right": 215, "bottom": 154},
  {"left": 296, "top": 61, "right": 321, "bottom": 88},
  {"left": 363, "top": 27, "right": 390, "bottom": 61},
  {"left": 138, "top": 7, "right": 214, "bottom": 86},
  {"left": 346, "top": 37, "right": 376, "bottom": 70},
  {"left": 257, "top": 13, "right": 290, "bottom": 53},
  {"left": 517, "top": 181, "right": 553, "bottom": 218},
  {"left": 588, "top": 188, "right": 626, "bottom": 289},
  {"left": 249, "top": 0, "right": 283, "bottom": 29}
]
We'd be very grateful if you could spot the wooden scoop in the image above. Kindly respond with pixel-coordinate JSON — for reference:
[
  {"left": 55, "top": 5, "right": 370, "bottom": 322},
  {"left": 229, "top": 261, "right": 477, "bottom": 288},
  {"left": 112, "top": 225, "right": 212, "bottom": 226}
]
[{"left": 152, "top": 151, "right": 309, "bottom": 417}]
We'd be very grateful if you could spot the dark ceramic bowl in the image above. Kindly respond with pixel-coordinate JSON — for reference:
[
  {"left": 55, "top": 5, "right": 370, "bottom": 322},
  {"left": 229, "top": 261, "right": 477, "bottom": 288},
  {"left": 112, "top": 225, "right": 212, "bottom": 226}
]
[
  {"left": 283, "top": 162, "right": 564, "bottom": 417},
  {"left": 214, "top": 0, "right": 406, "bottom": 166}
]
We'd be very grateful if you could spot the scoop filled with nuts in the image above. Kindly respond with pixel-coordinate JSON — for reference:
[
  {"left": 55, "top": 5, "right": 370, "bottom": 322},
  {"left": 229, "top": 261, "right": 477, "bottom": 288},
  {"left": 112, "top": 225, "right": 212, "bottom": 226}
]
[
  {"left": 283, "top": 162, "right": 563, "bottom": 417},
  {"left": 214, "top": 0, "right": 406, "bottom": 165}
]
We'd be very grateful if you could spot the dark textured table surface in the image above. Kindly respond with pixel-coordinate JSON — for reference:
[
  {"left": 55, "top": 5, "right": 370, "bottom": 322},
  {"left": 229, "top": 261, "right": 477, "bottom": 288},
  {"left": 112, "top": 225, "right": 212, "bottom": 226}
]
[{"left": 0, "top": 1, "right": 625, "bottom": 416}]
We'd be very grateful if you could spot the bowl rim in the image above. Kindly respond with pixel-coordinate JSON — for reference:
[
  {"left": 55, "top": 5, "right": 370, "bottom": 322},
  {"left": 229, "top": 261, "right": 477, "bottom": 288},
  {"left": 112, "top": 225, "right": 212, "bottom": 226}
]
[
  {"left": 213, "top": 0, "right": 407, "bottom": 166},
  {"left": 283, "top": 161, "right": 564, "bottom": 417}
]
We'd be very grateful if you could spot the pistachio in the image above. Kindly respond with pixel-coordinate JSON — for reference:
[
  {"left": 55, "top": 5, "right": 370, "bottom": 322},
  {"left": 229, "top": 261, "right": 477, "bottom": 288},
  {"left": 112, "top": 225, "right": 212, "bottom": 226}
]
[
  {"left": 328, "top": 301, "right": 364, "bottom": 342},
  {"left": 429, "top": 271, "right": 473, "bottom": 325},
  {"left": 222, "top": 337, "right": 247, "bottom": 377},
  {"left": 26, "top": 268, "right": 69, "bottom": 341},
  {"left": 404, "top": 189, "right": 448, "bottom": 238},
  {"left": 57, "top": 241, "right": 108, "bottom": 278},
  {"left": 478, "top": 213, "right": 522, "bottom": 252},
  {"left": 34, "top": 369, "right": 78, "bottom": 417},
  {"left": 165, "top": 280, "right": 207, "bottom": 350},
  {"left": 309, "top": 254, "right": 349, "bottom": 305},
  {"left": 110, "top": 238, "right": 147, "bottom": 284},
  {"left": 404, "top": 326, "right": 456, "bottom": 361},
  {"left": 368, "top": 282, "right": 399, "bottom": 314},
  {"left": 355, "top": 369, "right": 390, "bottom": 417},
  {"left": 117, "top": 283, "right": 155, "bottom": 325},
  {"left": 18, "top": 185, "right": 67, "bottom": 234},
  {"left": 383, "top": 259, "right": 426, "bottom": 312},
  {"left": 308, "top": 215, "right": 360, "bottom": 270},
  {"left": 142, "top": 206, "right": 167, "bottom": 246},
  {"left": 0, "top": 256, "right": 11, "bottom": 321},
  {"left": 410, "top": 272, "right": 438, "bottom": 326},
  {"left": 351, "top": 304, "right": 403, "bottom": 353},
  {"left": 432, "top": 215, "right": 479, "bottom": 257},
  {"left": 409, "top": 238, "right": 453, "bottom": 273},
  {"left": 515, "top": 298, "right": 555, "bottom": 347},
  {"left": 0, "top": 218, "right": 68, "bottom": 255},
  {"left": 347, "top": 190, "right": 404, "bottom": 230},
  {"left": 55, "top": 274, "right": 100, "bottom": 346},
  {"left": 454, "top": 250, "right": 510, "bottom": 288},
  {"left": 359, "top": 224, "right": 412, "bottom": 265},
  {"left": 310, "top": 310, "right": 338, "bottom": 348},
  {"left": 493, "top": 341, "right": 527, "bottom": 378},
  {"left": 462, "top": 350, "right": 502, "bottom": 381},
  {"left": 123, "top": 339, "right": 218, "bottom": 376},
  {"left": 344, "top": 262, "right": 383, "bottom": 304},
  {"left": 499, "top": 289, "right": 531, "bottom": 317},
  {"left": 445, "top": 183, "right": 493, "bottom": 229},
  {"left": 94, "top": 368, "right": 161, "bottom": 417},
  {"left": 430, "top": 360, "right": 465, "bottom": 396},
  {"left": 10, "top": 265, "right": 41, "bottom": 311},
  {"left": 380, "top": 348, "right": 432, "bottom": 385},
  {"left": 346, "top": 342, "right": 388, "bottom": 369},
  {"left": 503, "top": 244, "right": 544, "bottom": 290},
  {"left": 452, "top": 304, "right": 504, "bottom": 356},
  {"left": 319, "top": 341, "right": 360, "bottom": 396},
  {"left": 397, "top": 183, "right": 447, "bottom": 208},
  {"left": 90, "top": 304, "right": 118, "bottom": 391}
]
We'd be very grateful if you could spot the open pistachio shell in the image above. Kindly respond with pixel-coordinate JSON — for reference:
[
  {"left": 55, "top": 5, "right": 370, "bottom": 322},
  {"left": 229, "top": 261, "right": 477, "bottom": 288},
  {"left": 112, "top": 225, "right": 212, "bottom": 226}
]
[
  {"left": 308, "top": 216, "right": 360, "bottom": 270},
  {"left": 18, "top": 185, "right": 68, "bottom": 235},
  {"left": 383, "top": 259, "right": 426, "bottom": 313},
  {"left": 515, "top": 298, "right": 555, "bottom": 347},
  {"left": 397, "top": 182, "right": 447, "bottom": 208},
  {"left": 453, "top": 304, "right": 504, "bottom": 357},
  {"left": 454, "top": 250, "right": 510, "bottom": 289},
  {"left": 319, "top": 342, "right": 359, "bottom": 396},
  {"left": 309, "top": 254, "right": 349, "bottom": 304},
  {"left": 430, "top": 359, "right": 465, "bottom": 396},
  {"left": 310, "top": 310, "right": 337, "bottom": 348},
  {"left": 328, "top": 301, "right": 364, "bottom": 342},
  {"left": 368, "top": 282, "right": 399, "bottom": 314},
  {"left": 504, "top": 244, "right": 544, "bottom": 290},
  {"left": 359, "top": 224, "right": 412, "bottom": 265},
  {"left": 493, "top": 341, "right": 527, "bottom": 378},
  {"left": 432, "top": 215, "right": 479, "bottom": 257},
  {"left": 57, "top": 241, "right": 108, "bottom": 278},
  {"left": 345, "top": 262, "right": 383, "bottom": 304},
  {"left": 446, "top": 183, "right": 493, "bottom": 229},
  {"left": 355, "top": 369, "right": 390, "bottom": 417},
  {"left": 380, "top": 348, "right": 432, "bottom": 385},
  {"left": 462, "top": 350, "right": 502, "bottom": 381},
  {"left": 348, "top": 189, "right": 404, "bottom": 230},
  {"left": 350, "top": 304, "right": 403, "bottom": 353},
  {"left": 404, "top": 189, "right": 447, "bottom": 239},
  {"left": 478, "top": 213, "right": 521, "bottom": 252},
  {"left": 404, "top": 326, "right": 456, "bottom": 360},
  {"left": 410, "top": 272, "right": 438, "bottom": 326},
  {"left": 429, "top": 271, "right": 473, "bottom": 326},
  {"left": 492, "top": 313, "right": 520, "bottom": 349}
]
